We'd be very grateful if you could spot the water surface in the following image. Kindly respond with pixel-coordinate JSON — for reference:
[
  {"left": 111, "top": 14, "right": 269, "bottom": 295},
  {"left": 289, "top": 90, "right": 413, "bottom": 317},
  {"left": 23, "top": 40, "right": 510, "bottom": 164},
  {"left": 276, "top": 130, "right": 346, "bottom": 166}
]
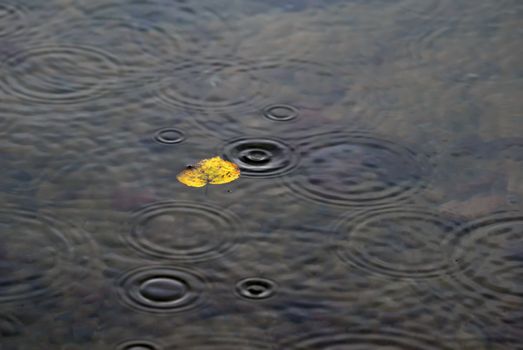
[{"left": 1, "top": 0, "right": 522, "bottom": 349}]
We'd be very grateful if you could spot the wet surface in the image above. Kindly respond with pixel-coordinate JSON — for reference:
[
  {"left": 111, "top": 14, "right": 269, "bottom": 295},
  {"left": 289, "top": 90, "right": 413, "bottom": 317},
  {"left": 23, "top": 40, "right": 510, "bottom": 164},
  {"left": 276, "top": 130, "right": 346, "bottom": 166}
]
[{"left": 1, "top": 0, "right": 522, "bottom": 349}]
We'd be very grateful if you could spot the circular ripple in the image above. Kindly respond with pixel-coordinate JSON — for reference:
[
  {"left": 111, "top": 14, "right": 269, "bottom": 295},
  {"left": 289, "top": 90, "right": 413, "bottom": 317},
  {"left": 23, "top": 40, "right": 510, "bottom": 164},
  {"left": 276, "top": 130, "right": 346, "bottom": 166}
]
[
  {"left": 47, "top": 17, "right": 182, "bottom": 75},
  {"left": 152, "top": 58, "right": 346, "bottom": 137},
  {"left": 235, "top": 278, "right": 276, "bottom": 300},
  {"left": 153, "top": 57, "right": 264, "bottom": 114},
  {"left": 117, "top": 266, "right": 205, "bottom": 314},
  {"left": 334, "top": 207, "right": 458, "bottom": 278},
  {"left": 0, "top": 208, "right": 94, "bottom": 304},
  {"left": 263, "top": 104, "right": 299, "bottom": 121},
  {"left": 75, "top": 1, "right": 238, "bottom": 58},
  {"left": 116, "top": 340, "right": 160, "bottom": 350},
  {"left": 153, "top": 128, "right": 185, "bottom": 144},
  {"left": 450, "top": 212, "right": 523, "bottom": 303},
  {"left": 0, "top": 3, "right": 26, "bottom": 38},
  {"left": 126, "top": 201, "right": 240, "bottom": 262},
  {"left": 282, "top": 329, "right": 451, "bottom": 350},
  {"left": 222, "top": 137, "right": 298, "bottom": 177},
  {"left": 286, "top": 132, "right": 430, "bottom": 207},
  {"left": 0, "top": 45, "right": 121, "bottom": 104}
]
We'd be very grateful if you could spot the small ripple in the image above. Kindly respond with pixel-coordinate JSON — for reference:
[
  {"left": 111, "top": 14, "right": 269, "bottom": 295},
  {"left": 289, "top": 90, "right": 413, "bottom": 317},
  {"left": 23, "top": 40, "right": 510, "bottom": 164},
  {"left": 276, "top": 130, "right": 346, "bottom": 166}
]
[
  {"left": 281, "top": 329, "right": 452, "bottom": 350},
  {"left": 333, "top": 207, "right": 458, "bottom": 278},
  {"left": 221, "top": 137, "right": 298, "bottom": 177},
  {"left": 0, "top": 45, "right": 122, "bottom": 104},
  {"left": 205, "top": 232, "right": 351, "bottom": 311},
  {"left": 0, "top": 207, "right": 95, "bottom": 304},
  {"left": 235, "top": 277, "right": 277, "bottom": 300},
  {"left": 286, "top": 131, "right": 430, "bottom": 207},
  {"left": 126, "top": 201, "right": 241, "bottom": 262},
  {"left": 116, "top": 340, "right": 160, "bottom": 350},
  {"left": 153, "top": 128, "right": 185, "bottom": 144},
  {"left": 263, "top": 104, "right": 299, "bottom": 121},
  {"left": 116, "top": 266, "right": 205, "bottom": 314},
  {"left": 0, "top": 3, "right": 26, "bottom": 38},
  {"left": 449, "top": 212, "right": 523, "bottom": 304}
]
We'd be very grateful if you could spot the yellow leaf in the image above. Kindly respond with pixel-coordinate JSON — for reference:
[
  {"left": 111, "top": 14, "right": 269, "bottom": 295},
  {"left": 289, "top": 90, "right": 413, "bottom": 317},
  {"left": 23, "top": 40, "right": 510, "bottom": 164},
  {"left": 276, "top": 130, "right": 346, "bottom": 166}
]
[{"left": 177, "top": 156, "right": 240, "bottom": 187}]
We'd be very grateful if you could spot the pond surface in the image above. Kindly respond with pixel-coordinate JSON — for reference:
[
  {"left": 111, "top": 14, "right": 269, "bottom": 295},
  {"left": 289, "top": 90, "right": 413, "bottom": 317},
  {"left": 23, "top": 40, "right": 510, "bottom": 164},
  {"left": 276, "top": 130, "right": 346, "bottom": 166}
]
[{"left": 1, "top": 0, "right": 522, "bottom": 349}]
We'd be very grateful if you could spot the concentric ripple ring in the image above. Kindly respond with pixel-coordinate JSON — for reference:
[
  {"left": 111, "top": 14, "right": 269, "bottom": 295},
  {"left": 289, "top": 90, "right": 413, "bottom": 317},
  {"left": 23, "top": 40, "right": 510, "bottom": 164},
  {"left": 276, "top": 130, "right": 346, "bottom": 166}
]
[
  {"left": 153, "top": 128, "right": 185, "bottom": 144},
  {"left": 116, "top": 340, "right": 161, "bottom": 350},
  {"left": 126, "top": 201, "right": 241, "bottom": 262},
  {"left": 222, "top": 137, "right": 298, "bottom": 177},
  {"left": 449, "top": 212, "right": 523, "bottom": 303},
  {"left": 153, "top": 58, "right": 264, "bottom": 114},
  {"left": 286, "top": 131, "right": 430, "bottom": 207},
  {"left": 263, "top": 104, "right": 299, "bottom": 121},
  {"left": 235, "top": 277, "right": 277, "bottom": 300},
  {"left": 0, "top": 45, "right": 121, "bottom": 104},
  {"left": 0, "top": 208, "right": 94, "bottom": 304},
  {"left": 334, "top": 207, "right": 458, "bottom": 278},
  {"left": 117, "top": 266, "right": 205, "bottom": 314}
]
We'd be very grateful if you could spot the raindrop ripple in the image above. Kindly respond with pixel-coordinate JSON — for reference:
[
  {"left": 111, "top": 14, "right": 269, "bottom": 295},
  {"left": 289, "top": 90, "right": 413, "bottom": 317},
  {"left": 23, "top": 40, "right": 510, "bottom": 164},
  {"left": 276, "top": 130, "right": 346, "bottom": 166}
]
[
  {"left": 449, "top": 212, "right": 523, "bottom": 303},
  {"left": 263, "top": 104, "right": 299, "bottom": 121},
  {"left": 126, "top": 201, "right": 241, "bottom": 262},
  {"left": 235, "top": 277, "right": 277, "bottom": 300},
  {"left": 151, "top": 58, "right": 345, "bottom": 137},
  {"left": 153, "top": 57, "right": 264, "bottom": 115},
  {"left": 0, "top": 45, "right": 121, "bottom": 104},
  {"left": 286, "top": 131, "right": 430, "bottom": 207},
  {"left": 334, "top": 207, "right": 458, "bottom": 278},
  {"left": 45, "top": 16, "right": 181, "bottom": 76},
  {"left": 75, "top": 0, "right": 238, "bottom": 59},
  {"left": 116, "top": 340, "right": 160, "bottom": 350},
  {"left": 0, "top": 208, "right": 95, "bottom": 304},
  {"left": 117, "top": 266, "right": 205, "bottom": 314},
  {"left": 222, "top": 137, "right": 298, "bottom": 177},
  {"left": 153, "top": 128, "right": 185, "bottom": 144}
]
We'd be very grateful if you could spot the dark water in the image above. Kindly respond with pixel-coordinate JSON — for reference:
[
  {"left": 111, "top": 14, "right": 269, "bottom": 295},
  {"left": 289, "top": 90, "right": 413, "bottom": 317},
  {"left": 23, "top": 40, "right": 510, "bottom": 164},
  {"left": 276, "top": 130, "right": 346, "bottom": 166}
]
[{"left": 1, "top": 0, "right": 522, "bottom": 349}]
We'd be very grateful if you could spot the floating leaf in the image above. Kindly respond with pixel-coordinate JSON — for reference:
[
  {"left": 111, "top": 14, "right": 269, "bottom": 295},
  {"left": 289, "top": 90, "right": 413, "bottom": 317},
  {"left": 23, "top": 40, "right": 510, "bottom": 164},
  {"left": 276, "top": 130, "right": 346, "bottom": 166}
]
[{"left": 177, "top": 156, "right": 240, "bottom": 187}]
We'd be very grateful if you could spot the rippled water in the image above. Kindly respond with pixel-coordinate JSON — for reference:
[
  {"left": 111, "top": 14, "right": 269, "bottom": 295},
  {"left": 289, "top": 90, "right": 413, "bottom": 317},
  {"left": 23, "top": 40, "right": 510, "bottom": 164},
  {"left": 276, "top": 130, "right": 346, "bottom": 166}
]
[{"left": 1, "top": 0, "right": 521, "bottom": 349}]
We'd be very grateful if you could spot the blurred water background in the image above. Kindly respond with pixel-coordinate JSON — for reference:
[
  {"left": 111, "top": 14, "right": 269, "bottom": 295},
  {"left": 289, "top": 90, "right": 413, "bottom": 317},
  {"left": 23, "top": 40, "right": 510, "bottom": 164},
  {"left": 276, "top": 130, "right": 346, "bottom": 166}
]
[{"left": 0, "top": 0, "right": 522, "bottom": 349}]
